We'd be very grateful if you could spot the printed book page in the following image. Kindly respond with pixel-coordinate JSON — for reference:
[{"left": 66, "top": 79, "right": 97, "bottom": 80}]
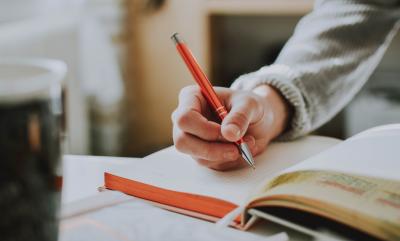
[
  {"left": 107, "top": 136, "right": 339, "bottom": 204},
  {"left": 249, "top": 170, "right": 400, "bottom": 240},
  {"left": 243, "top": 124, "right": 400, "bottom": 240}
]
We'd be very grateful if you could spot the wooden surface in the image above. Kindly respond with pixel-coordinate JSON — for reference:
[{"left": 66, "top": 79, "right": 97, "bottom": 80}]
[{"left": 123, "top": 0, "right": 209, "bottom": 155}]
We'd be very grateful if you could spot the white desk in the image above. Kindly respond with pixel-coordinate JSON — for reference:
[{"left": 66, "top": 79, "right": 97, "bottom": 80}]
[
  {"left": 59, "top": 137, "right": 340, "bottom": 241},
  {"left": 61, "top": 155, "right": 141, "bottom": 204}
]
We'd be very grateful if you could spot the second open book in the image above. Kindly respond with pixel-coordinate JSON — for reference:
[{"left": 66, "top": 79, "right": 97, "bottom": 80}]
[{"left": 104, "top": 125, "right": 400, "bottom": 241}]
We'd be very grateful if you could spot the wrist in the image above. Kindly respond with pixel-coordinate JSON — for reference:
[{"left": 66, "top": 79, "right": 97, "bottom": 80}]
[{"left": 252, "top": 84, "right": 292, "bottom": 139}]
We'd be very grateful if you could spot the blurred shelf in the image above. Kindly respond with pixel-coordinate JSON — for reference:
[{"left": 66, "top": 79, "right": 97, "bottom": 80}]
[{"left": 207, "top": 0, "right": 313, "bottom": 16}]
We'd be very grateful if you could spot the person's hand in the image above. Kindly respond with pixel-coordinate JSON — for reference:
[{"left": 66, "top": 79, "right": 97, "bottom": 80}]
[{"left": 171, "top": 84, "right": 291, "bottom": 171}]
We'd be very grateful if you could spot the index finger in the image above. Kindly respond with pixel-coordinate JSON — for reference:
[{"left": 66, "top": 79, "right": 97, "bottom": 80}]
[
  {"left": 173, "top": 86, "right": 224, "bottom": 141},
  {"left": 177, "top": 85, "right": 208, "bottom": 114}
]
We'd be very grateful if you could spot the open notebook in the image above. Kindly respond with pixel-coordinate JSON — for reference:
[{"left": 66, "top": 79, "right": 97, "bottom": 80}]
[{"left": 104, "top": 125, "right": 400, "bottom": 241}]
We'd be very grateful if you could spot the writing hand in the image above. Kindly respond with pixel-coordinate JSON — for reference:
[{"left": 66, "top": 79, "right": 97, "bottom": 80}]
[{"left": 172, "top": 84, "right": 291, "bottom": 171}]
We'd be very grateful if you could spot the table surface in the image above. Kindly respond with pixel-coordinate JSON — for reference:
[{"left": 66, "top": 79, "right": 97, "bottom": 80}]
[
  {"left": 61, "top": 155, "right": 141, "bottom": 204},
  {"left": 60, "top": 137, "right": 341, "bottom": 241}
]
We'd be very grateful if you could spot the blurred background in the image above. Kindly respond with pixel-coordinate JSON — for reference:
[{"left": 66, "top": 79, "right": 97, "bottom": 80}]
[{"left": 1, "top": 0, "right": 399, "bottom": 157}]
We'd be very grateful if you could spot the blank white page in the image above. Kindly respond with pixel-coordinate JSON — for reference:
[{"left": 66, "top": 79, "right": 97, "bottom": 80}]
[
  {"left": 281, "top": 125, "right": 400, "bottom": 181},
  {"left": 108, "top": 136, "right": 339, "bottom": 204}
]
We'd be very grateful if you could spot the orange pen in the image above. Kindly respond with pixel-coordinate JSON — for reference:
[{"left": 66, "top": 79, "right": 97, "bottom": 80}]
[{"left": 171, "top": 33, "right": 255, "bottom": 169}]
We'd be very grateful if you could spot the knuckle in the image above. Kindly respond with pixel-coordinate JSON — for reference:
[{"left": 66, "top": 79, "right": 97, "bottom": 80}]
[
  {"left": 173, "top": 132, "right": 187, "bottom": 151},
  {"left": 175, "top": 111, "right": 191, "bottom": 129}
]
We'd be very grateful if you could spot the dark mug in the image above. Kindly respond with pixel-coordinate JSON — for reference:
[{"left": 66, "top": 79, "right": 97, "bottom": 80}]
[{"left": 0, "top": 59, "right": 66, "bottom": 241}]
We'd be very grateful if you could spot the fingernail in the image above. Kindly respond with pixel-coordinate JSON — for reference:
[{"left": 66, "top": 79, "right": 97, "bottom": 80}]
[
  {"left": 226, "top": 124, "right": 241, "bottom": 138},
  {"left": 223, "top": 150, "right": 237, "bottom": 160}
]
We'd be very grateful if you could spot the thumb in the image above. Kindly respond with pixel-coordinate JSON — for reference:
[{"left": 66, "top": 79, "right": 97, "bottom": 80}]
[{"left": 221, "top": 97, "right": 260, "bottom": 142}]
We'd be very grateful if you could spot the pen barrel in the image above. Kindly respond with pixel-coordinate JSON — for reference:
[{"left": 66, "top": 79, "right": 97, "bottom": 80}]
[
  {"left": 175, "top": 43, "right": 225, "bottom": 112},
  {"left": 215, "top": 105, "right": 228, "bottom": 120},
  {"left": 172, "top": 33, "right": 255, "bottom": 167},
  {"left": 175, "top": 41, "right": 239, "bottom": 139}
]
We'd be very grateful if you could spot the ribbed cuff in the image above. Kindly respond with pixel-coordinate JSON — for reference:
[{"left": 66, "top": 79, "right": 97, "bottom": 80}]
[{"left": 231, "top": 64, "right": 311, "bottom": 140}]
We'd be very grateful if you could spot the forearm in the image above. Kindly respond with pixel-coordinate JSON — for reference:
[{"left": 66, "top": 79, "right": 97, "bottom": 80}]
[{"left": 232, "top": 0, "right": 400, "bottom": 139}]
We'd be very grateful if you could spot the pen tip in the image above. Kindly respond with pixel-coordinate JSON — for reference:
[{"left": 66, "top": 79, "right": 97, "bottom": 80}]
[
  {"left": 171, "top": 32, "right": 183, "bottom": 44},
  {"left": 171, "top": 32, "right": 178, "bottom": 39},
  {"left": 171, "top": 33, "right": 183, "bottom": 44},
  {"left": 238, "top": 143, "right": 256, "bottom": 170}
]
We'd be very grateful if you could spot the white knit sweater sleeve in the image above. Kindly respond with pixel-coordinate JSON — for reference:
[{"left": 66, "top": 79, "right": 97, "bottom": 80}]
[{"left": 231, "top": 0, "right": 400, "bottom": 140}]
